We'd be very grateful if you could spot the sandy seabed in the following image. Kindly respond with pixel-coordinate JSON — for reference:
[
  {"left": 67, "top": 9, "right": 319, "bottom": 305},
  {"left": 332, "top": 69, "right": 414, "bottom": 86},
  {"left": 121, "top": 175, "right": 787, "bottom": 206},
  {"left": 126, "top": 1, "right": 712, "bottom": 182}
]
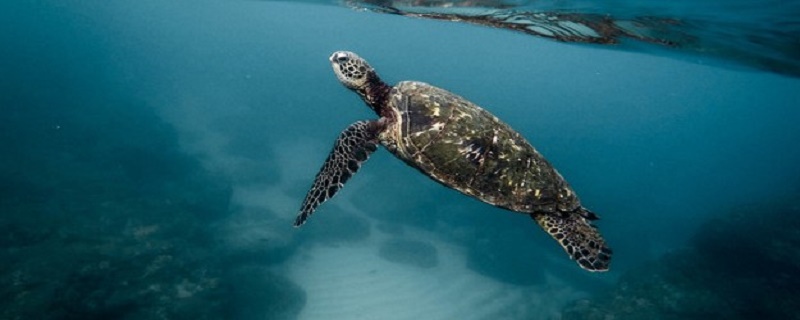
[{"left": 282, "top": 222, "right": 585, "bottom": 320}]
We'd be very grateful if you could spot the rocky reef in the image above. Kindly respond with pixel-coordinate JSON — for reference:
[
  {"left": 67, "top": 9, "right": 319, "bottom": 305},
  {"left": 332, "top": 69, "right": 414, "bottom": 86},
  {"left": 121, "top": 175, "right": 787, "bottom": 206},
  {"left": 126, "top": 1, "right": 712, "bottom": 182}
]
[
  {"left": 0, "top": 97, "right": 306, "bottom": 319},
  {"left": 562, "top": 201, "right": 800, "bottom": 320}
]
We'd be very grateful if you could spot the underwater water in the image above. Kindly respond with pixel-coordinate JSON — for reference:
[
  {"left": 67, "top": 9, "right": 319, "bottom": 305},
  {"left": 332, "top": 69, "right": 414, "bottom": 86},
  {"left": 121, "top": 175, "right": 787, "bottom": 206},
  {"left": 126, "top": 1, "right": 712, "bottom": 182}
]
[{"left": 2, "top": 0, "right": 799, "bottom": 319}]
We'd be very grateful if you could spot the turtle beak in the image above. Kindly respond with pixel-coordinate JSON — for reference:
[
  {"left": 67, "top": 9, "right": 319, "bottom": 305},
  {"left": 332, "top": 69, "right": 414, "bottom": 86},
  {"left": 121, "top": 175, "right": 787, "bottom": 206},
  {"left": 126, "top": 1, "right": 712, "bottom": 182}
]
[{"left": 330, "top": 51, "right": 349, "bottom": 65}]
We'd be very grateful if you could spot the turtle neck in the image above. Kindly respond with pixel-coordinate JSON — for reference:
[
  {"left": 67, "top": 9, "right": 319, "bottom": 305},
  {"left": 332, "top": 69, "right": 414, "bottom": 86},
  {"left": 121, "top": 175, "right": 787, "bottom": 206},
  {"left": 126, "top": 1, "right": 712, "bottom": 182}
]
[{"left": 358, "top": 72, "right": 392, "bottom": 116}]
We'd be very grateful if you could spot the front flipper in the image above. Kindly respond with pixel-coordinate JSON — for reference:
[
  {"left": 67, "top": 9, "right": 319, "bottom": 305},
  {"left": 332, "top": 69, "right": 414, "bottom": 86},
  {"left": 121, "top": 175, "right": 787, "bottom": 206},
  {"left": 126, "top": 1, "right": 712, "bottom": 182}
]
[
  {"left": 532, "top": 208, "right": 612, "bottom": 271},
  {"left": 293, "top": 120, "right": 381, "bottom": 227}
]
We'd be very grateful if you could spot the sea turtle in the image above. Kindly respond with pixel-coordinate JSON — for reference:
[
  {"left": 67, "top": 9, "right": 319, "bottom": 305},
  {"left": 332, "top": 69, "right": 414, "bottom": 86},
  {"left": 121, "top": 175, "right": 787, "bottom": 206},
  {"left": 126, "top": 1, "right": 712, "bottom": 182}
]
[{"left": 293, "top": 51, "right": 611, "bottom": 271}]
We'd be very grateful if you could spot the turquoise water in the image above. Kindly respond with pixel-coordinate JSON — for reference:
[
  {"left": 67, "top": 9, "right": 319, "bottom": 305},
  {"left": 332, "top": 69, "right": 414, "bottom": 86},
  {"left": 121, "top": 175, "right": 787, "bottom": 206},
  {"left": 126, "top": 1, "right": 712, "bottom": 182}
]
[{"left": 2, "top": 1, "right": 799, "bottom": 319}]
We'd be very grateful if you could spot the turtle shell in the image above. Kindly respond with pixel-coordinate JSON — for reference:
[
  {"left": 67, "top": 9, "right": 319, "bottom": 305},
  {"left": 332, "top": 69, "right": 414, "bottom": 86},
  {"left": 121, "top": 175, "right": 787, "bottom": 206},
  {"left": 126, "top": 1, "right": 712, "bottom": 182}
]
[{"left": 382, "top": 81, "right": 579, "bottom": 214}]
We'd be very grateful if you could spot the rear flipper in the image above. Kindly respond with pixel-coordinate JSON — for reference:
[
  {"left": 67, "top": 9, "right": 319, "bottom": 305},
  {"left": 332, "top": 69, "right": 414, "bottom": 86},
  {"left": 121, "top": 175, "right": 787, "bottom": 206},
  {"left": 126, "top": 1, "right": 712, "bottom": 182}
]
[
  {"left": 532, "top": 208, "right": 612, "bottom": 272},
  {"left": 293, "top": 120, "right": 380, "bottom": 227}
]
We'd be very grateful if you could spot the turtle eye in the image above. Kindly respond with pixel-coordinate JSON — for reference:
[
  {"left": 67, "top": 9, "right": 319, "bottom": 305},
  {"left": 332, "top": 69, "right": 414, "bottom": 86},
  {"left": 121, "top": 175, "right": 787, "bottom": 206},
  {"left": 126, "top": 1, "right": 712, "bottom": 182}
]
[{"left": 336, "top": 54, "right": 349, "bottom": 63}]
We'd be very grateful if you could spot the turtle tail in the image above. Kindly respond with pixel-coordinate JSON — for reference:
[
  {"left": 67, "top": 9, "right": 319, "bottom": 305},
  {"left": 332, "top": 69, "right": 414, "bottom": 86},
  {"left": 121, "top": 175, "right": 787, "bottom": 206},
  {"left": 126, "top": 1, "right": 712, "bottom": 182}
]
[{"left": 532, "top": 208, "right": 612, "bottom": 272}]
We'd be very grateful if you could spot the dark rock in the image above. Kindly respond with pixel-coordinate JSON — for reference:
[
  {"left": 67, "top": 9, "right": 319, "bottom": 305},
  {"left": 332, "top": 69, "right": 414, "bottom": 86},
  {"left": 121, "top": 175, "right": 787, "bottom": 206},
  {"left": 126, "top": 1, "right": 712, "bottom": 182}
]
[
  {"left": 463, "top": 224, "right": 545, "bottom": 286},
  {"left": 378, "top": 238, "right": 439, "bottom": 269}
]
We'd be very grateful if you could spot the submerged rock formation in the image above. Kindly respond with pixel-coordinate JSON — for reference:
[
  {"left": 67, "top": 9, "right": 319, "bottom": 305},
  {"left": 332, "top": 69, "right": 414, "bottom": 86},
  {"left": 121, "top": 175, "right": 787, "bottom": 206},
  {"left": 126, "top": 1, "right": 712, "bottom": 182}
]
[
  {"left": 378, "top": 238, "right": 439, "bottom": 269},
  {"left": 0, "top": 97, "right": 306, "bottom": 319},
  {"left": 563, "top": 201, "right": 800, "bottom": 320}
]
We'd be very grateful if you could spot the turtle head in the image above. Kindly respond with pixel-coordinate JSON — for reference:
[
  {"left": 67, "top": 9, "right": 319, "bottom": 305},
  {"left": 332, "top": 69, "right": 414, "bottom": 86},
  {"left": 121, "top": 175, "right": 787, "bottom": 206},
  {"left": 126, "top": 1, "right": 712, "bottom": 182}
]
[{"left": 330, "top": 51, "right": 377, "bottom": 91}]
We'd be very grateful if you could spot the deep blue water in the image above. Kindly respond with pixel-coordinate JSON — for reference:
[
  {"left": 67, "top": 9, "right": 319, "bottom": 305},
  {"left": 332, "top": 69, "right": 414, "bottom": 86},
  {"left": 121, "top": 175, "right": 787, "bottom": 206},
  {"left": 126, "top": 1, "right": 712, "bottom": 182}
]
[{"left": 2, "top": 1, "right": 800, "bottom": 319}]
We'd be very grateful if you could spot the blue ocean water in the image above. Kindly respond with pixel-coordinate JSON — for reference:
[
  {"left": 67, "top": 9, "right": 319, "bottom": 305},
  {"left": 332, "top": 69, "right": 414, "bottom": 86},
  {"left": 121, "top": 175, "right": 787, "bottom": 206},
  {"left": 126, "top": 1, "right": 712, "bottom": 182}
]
[{"left": 2, "top": 0, "right": 799, "bottom": 319}]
